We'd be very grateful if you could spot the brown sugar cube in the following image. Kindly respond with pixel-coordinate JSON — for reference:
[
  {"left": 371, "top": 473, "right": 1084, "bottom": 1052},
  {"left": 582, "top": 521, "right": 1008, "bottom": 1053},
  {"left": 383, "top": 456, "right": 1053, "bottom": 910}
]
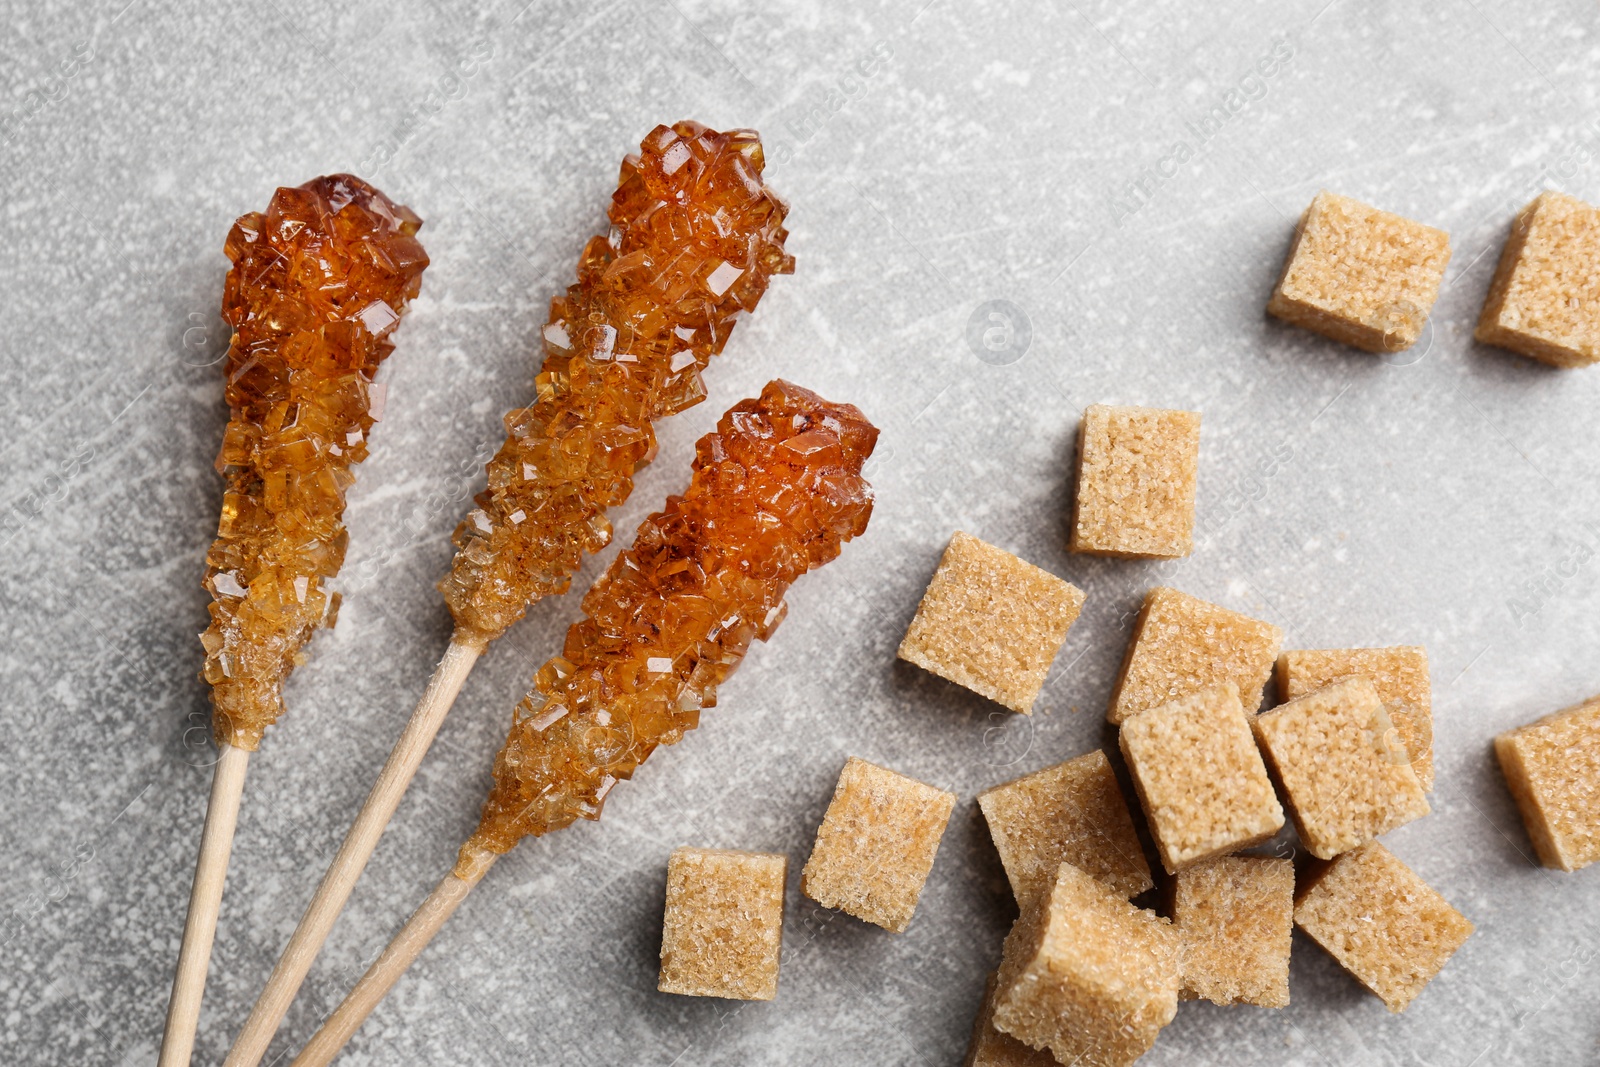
[
  {"left": 1171, "top": 855, "right": 1293, "bottom": 1008},
  {"left": 658, "top": 847, "right": 787, "bottom": 1001},
  {"left": 1278, "top": 646, "right": 1435, "bottom": 790},
  {"left": 1070, "top": 404, "right": 1202, "bottom": 560},
  {"left": 977, "top": 749, "right": 1154, "bottom": 909},
  {"left": 1119, "top": 683, "right": 1285, "bottom": 873},
  {"left": 1494, "top": 694, "right": 1600, "bottom": 871},
  {"left": 1294, "top": 842, "right": 1474, "bottom": 1012},
  {"left": 1267, "top": 190, "right": 1451, "bottom": 353},
  {"left": 1107, "top": 586, "right": 1282, "bottom": 725},
  {"left": 898, "top": 531, "right": 1086, "bottom": 714},
  {"left": 1475, "top": 191, "right": 1600, "bottom": 368},
  {"left": 1253, "top": 677, "right": 1430, "bottom": 859},
  {"left": 992, "top": 862, "right": 1179, "bottom": 1067},
  {"left": 962, "top": 973, "right": 1056, "bottom": 1067},
  {"left": 800, "top": 757, "right": 956, "bottom": 932}
]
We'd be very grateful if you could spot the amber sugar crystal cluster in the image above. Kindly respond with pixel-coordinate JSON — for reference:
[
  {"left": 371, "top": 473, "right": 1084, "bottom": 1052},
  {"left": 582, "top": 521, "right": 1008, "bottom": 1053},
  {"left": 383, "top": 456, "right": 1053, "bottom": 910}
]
[
  {"left": 439, "top": 122, "right": 795, "bottom": 642},
  {"left": 201, "top": 175, "right": 429, "bottom": 749},
  {"left": 458, "top": 380, "right": 876, "bottom": 866}
]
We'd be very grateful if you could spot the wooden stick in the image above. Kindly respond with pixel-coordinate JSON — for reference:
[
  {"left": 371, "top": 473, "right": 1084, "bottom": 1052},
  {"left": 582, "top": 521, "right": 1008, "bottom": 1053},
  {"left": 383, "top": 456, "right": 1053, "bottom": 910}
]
[
  {"left": 224, "top": 632, "right": 485, "bottom": 1067},
  {"left": 290, "top": 852, "right": 499, "bottom": 1067},
  {"left": 160, "top": 742, "right": 252, "bottom": 1067}
]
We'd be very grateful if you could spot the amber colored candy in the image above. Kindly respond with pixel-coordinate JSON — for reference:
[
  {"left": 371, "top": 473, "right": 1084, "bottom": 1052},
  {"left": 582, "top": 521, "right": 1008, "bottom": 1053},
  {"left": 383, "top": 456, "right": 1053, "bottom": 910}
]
[
  {"left": 438, "top": 121, "right": 794, "bottom": 642},
  {"left": 200, "top": 175, "right": 429, "bottom": 749},
  {"left": 457, "top": 380, "right": 876, "bottom": 868}
]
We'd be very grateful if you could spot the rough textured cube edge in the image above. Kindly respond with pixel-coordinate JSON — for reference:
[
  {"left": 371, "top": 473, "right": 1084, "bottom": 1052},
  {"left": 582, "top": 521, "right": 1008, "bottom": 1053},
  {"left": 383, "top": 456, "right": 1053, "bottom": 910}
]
[
  {"left": 976, "top": 749, "right": 1155, "bottom": 904},
  {"left": 800, "top": 757, "right": 957, "bottom": 932},
  {"left": 1253, "top": 677, "right": 1429, "bottom": 859},
  {"left": 1171, "top": 855, "right": 1293, "bottom": 1008},
  {"left": 1494, "top": 694, "right": 1600, "bottom": 871},
  {"left": 1275, "top": 646, "right": 1434, "bottom": 791},
  {"left": 1107, "top": 585, "right": 1283, "bottom": 724},
  {"left": 1070, "top": 404, "right": 1202, "bottom": 560},
  {"left": 991, "top": 863, "right": 1180, "bottom": 1064},
  {"left": 962, "top": 973, "right": 1055, "bottom": 1067},
  {"left": 1119, "top": 682, "right": 1285, "bottom": 873},
  {"left": 658, "top": 847, "right": 787, "bottom": 1001},
  {"left": 1475, "top": 191, "right": 1600, "bottom": 368},
  {"left": 1267, "top": 190, "right": 1451, "bottom": 353},
  {"left": 897, "top": 531, "right": 1086, "bottom": 715},
  {"left": 1293, "top": 843, "right": 1474, "bottom": 1013}
]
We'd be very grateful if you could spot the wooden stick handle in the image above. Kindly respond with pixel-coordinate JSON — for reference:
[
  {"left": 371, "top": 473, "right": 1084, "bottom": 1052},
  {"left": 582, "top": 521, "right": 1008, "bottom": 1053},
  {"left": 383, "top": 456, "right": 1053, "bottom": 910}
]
[
  {"left": 224, "top": 633, "right": 486, "bottom": 1067},
  {"left": 290, "top": 852, "right": 497, "bottom": 1066},
  {"left": 160, "top": 742, "right": 252, "bottom": 1067}
]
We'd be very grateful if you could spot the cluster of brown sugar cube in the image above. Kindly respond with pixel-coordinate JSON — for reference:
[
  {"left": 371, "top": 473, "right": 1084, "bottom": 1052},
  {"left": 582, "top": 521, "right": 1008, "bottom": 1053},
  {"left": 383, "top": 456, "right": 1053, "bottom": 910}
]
[
  {"left": 1267, "top": 188, "right": 1600, "bottom": 366},
  {"left": 976, "top": 638, "right": 1470, "bottom": 1059},
  {"left": 651, "top": 542, "right": 1527, "bottom": 1053},
  {"left": 648, "top": 543, "right": 1600, "bottom": 1051},
  {"left": 644, "top": 185, "right": 1600, "bottom": 1056},
  {"left": 648, "top": 503, "right": 1597, "bottom": 1065},
  {"left": 888, "top": 530, "right": 1484, "bottom": 1062}
]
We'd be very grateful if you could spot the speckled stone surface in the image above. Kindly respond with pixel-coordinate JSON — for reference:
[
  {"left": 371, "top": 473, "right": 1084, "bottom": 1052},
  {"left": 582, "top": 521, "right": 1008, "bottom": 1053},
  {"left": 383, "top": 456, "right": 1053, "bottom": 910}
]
[{"left": 3, "top": 1, "right": 1600, "bottom": 1065}]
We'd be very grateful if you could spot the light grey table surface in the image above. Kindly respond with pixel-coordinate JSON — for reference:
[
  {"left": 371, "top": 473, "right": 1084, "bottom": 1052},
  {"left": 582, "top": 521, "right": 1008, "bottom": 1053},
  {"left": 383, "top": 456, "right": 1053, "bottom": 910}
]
[{"left": 3, "top": 0, "right": 1599, "bottom": 1064}]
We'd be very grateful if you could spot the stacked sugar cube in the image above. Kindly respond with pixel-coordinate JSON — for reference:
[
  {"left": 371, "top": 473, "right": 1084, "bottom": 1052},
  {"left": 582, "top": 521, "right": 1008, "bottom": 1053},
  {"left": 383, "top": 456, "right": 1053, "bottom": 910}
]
[{"left": 891, "top": 528, "right": 1477, "bottom": 1061}]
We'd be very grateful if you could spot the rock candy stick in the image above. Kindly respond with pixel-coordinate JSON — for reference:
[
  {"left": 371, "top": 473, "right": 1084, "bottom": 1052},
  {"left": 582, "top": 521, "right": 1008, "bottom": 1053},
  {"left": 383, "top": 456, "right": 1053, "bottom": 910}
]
[
  {"left": 290, "top": 380, "right": 877, "bottom": 1067},
  {"left": 439, "top": 120, "right": 794, "bottom": 641},
  {"left": 201, "top": 176, "right": 430, "bottom": 750},
  {"left": 226, "top": 122, "right": 793, "bottom": 1067},
  {"left": 162, "top": 176, "right": 429, "bottom": 1067}
]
